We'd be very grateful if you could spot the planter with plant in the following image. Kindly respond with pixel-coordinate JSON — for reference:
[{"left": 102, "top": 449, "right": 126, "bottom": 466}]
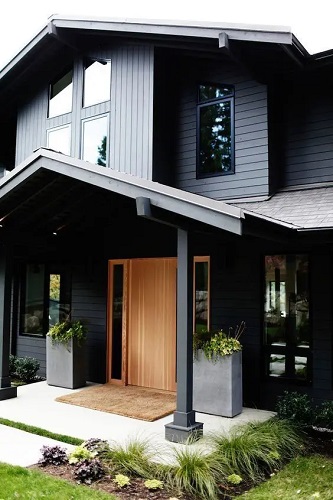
[
  {"left": 193, "top": 321, "right": 245, "bottom": 417},
  {"left": 46, "top": 319, "right": 87, "bottom": 389}
]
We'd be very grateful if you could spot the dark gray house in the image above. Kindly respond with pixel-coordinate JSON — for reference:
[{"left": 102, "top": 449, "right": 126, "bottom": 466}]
[{"left": 0, "top": 16, "right": 332, "bottom": 441}]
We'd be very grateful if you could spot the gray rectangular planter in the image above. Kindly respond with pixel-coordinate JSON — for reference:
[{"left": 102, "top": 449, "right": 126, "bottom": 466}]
[
  {"left": 193, "top": 350, "right": 242, "bottom": 417},
  {"left": 46, "top": 336, "right": 86, "bottom": 389}
]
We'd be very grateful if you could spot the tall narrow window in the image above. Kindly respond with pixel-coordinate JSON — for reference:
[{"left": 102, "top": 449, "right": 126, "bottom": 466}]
[
  {"left": 48, "top": 69, "right": 73, "bottom": 118},
  {"left": 194, "top": 257, "right": 210, "bottom": 332},
  {"left": 82, "top": 115, "right": 108, "bottom": 166},
  {"left": 47, "top": 125, "right": 71, "bottom": 155},
  {"left": 21, "top": 264, "right": 45, "bottom": 336},
  {"left": 83, "top": 59, "right": 111, "bottom": 108},
  {"left": 197, "top": 83, "right": 234, "bottom": 177},
  {"left": 264, "top": 255, "right": 310, "bottom": 381}
]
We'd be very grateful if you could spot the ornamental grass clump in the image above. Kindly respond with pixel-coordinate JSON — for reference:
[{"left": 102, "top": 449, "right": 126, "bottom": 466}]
[
  {"left": 193, "top": 321, "right": 245, "bottom": 361},
  {"left": 105, "top": 439, "right": 155, "bottom": 478}
]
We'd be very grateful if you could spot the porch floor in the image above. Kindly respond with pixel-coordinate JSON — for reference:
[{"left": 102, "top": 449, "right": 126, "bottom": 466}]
[{"left": 0, "top": 381, "right": 274, "bottom": 467}]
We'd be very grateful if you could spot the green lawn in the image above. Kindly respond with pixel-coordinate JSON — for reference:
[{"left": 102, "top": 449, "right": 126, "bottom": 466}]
[
  {"left": 0, "top": 462, "right": 115, "bottom": 500},
  {"left": 238, "top": 455, "right": 333, "bottom": 499}
]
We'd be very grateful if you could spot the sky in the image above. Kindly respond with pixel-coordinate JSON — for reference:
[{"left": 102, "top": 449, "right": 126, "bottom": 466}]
[{"left": 0, "top": 0, "right": 333, "bottom": 70}]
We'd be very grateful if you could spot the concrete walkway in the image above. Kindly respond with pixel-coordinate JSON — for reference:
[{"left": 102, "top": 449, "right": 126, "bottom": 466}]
[{"left": 0, "top": 381, "right": 274, "bottom": 467}]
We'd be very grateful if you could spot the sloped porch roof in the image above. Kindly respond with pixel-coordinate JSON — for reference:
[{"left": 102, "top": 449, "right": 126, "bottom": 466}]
[{"left": 0, "top": 148, "right": 244, "bottom": 237}]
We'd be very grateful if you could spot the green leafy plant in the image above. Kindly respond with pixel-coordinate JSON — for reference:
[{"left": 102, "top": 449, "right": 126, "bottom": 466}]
[
  {"left": 82, "top": 438, "right": 110, "bottom": 456},
  {"left": 227, "top": 473, "right": 243, "bottom": 485},
  {"left": 38, "top": 445, "right": 68, "bottom": 466},
  {"left": 313, "top": 400, "right": 333, "bottom": 431},
  {"left": 144, "top": 479, "right": 163, "bottom": 490},
  {"left": 14, "top": 356, "right": 40, "bottom": 382},
  {"left": 47, "top": 319, "right": 87, "bottom": 346},
  {"left": 275, "top": 391, "right": 314, "bottom": 427},
  {"left": 193, "top": 321, "right": 245, "bottom": 361},
  {"left": 68, "top": 445, "right": 96, "bottom": 464},
  {"left": 114, "top": 474, "right": 130, "bottom": 487},
  {"left": 9, "top": 354, "right": 17, "bottom": 377},
  {"left": 73, "top": 458, "right": 105, "bottom": 484}
]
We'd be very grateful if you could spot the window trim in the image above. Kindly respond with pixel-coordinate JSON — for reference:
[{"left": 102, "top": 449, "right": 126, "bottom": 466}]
[{"left": 196, "top": 82, "right": 235, "bottom": 179}]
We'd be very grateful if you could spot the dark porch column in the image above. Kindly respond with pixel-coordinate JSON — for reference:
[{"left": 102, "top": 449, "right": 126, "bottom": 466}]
[
  {"left": 165, "top": 229, "right": 203, "bottom": 443},
  {"left": 0, "top": 244, "right": 17, "bottom": 400}
]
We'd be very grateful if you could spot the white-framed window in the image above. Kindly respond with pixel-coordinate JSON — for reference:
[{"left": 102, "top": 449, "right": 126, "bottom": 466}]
[
  {"left": 47, "top": 124, "right": 71, "bottom": 156},
  {"left": 81, "top": 115, "right": 108, "bottom": 166},
  {"left": 48, "top": 68, "right": 73, "bottom": 118},
  {"left": 83, "top": 59, "right": 111, "bottom": 108}
]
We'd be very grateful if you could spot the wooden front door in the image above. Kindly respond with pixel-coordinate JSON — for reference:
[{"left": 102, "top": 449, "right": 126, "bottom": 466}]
[{"left": 107, "top": 258, "right": 177, "bottom": 392}]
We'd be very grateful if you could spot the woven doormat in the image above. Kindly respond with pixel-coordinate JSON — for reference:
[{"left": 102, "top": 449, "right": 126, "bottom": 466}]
[{"left": 55, "top": 384, "right": 176, "bottom": 422}]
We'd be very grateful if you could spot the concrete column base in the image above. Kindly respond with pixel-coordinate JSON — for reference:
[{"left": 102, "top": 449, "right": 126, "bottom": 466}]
[
  {"left": 165, "top": 421, "right": 203, "bottom": 443},
  {"left": 0, "top": 386, "right": 17, "bottom": 400}
]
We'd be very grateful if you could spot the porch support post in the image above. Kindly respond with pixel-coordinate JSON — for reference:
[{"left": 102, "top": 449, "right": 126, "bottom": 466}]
[
  {"left": 0, "top": 245, "right": 17, "bottom": 400},
  {"left": 165, "top": 228, "right": 203, "bottom": 443}
]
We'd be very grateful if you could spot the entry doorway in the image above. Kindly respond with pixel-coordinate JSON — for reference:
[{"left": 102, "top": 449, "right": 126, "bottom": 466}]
[{"left": 107, "top": 258, "right": 177, "bottom": 391}]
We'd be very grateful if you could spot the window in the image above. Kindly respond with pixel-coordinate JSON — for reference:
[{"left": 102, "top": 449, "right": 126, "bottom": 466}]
[
  {"left": 48, "top": 69, "right": 73, "bottom": 118},
  {"left": 197, "top": 83, "right": 234, "bottom": 177},
  {"left": 264, "top": 255, "right": 310, "bottom": 381},
  {"left": 83, "top": 59, "right": 111, "bottom": 108},
  {"left": 20, "top": 264, "right": 71, "bottom": 336},
  {"left": 82, "top": 115, "right": 108, "bottom": 166},
  {"left": 193, "top": 257, "right": 210, "bottom": 332},
  {"left": 47, "top": 125, "right": 71, "bottom": 155}
]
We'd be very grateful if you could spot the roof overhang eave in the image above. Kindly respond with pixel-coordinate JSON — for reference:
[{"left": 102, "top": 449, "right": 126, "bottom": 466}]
[{"left": 0, "top": 149, "right": 244, "bottom": 236}]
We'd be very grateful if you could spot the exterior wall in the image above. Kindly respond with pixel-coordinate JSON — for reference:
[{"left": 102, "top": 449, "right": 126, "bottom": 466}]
[
  {"left": 172, "top": 55, "right": 269, "bottom": 200},
  {"left": 284, "top": 75, "right": 333, "bottom": 188},
  {"left": 15, "top": 43, "right": 154, "bottom": 180}
]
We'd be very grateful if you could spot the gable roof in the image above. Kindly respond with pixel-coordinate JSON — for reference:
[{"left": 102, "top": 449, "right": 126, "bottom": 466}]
[
  {"left": 0, "top": 148, "right": 244, "bottom": 235},
  {"left": 233, "top": 186, "right": 333, "bottom": 231}
]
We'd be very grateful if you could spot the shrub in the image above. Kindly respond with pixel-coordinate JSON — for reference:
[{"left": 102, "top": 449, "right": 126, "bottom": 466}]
[
  {"left": 82, "top": 437, "right": 110, "bottom": 456},
  {"left": 38, "top": 445, "right": 68, "bottom": 466},
  {"left": 114, "top": 474, "right": 130, "bottom": 487},
  {"left": 275, "top": 391, "right": 314, "bottom": 427},
  {"left": 73, "top": 458, "right": 105, "bottom": 484},
  {"left": 14, "top": 356, "right": 40, "bottom": 383},
  {"left": 314, "top": 401, "right": 333, "bottom": 430},
  {"left": 68, "top": 445, "right": 96, "bottom": 464},
  {"left": 9, "top": 354, "right": 17, "bottom": 377}
]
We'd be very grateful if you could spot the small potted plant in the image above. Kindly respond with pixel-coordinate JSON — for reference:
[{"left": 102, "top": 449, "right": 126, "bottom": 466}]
[
  {"left": 193, "top": 321, "right": 245, "bottom": 417},
  {"left": 46, "top": 319, "right": 87, "bottom": 389}
]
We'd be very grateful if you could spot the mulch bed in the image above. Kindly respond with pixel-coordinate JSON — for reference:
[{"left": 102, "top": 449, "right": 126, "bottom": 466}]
[{"left": 30, "top": 431, "right": 333, "bottom": 499}]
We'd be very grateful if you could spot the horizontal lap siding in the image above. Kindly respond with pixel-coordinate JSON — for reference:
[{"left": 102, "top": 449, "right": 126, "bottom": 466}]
[
  {"left": 15, "top": 336, "right": 46, "bottom": 377},
  {"left": 71, "top": 261, "right": 108, "bottom": 383},
  {"left": 174, "top": 58, "right": 269, "bottom": 200},
  {"left": 285, "top": 80, "right": 333, "bottom": 187}
]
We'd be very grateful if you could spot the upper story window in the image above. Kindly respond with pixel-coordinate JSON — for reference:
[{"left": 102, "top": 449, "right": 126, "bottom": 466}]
[
  {"left": 48, "top": 68, "right": 73, "bottom": 118},
  {"left": 197, "top": 83, "right": 234, "bottom": 177},
  {"left": 83, "top": 59, "right": 111, "bottom": 108},
  {"left": 82, "top": 115, "right": 108, "bottom": 166}
]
